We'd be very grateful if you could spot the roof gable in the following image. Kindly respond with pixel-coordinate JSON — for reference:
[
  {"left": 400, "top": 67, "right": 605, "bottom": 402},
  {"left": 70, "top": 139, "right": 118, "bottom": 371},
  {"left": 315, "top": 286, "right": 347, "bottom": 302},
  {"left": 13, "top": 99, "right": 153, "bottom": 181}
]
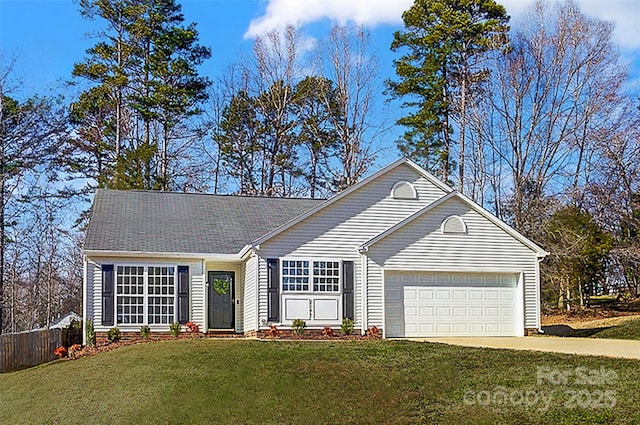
[
  {"left": 361, "top": 191, "right": 548, "bottom": 257},
  {"left": 251, "top": 158, "right": 453, "bottom": 247}
]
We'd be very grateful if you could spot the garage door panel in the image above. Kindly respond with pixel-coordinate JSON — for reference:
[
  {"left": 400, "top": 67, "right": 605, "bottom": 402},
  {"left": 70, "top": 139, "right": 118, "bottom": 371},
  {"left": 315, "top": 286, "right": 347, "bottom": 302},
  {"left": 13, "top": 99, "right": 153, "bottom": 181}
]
[
  {"left": 405, "top": 289, "right": 417, "bottom": 300},
  {"left": 452, "top": 306, "right": 467, "bottom": 317},
  {"left": 485, "top": 290, "right": 499, "bottom": 301},
  {"left": 419, "top": 289, "right": 434, "bottom": 300},
  {"left": 452, "top": 290, "right": 467, "bottom": 301},
  {"left": 419, "top": 306, "right": 434, "bottom": 317},
  {"left": 435, "top": 289, "right": 451, "bottom": 300},
  {"left": 385, "top": 271, "right": 518, "bottom": 337},
  {"left": 469, "top": 306, "right": 483, "bottom": 316}
]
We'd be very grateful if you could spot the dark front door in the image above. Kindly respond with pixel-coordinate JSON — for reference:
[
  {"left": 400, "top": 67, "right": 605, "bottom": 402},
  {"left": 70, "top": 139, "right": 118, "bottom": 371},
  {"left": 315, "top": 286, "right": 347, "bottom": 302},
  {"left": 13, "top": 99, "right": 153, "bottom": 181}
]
[{"left": 208, "top": 271, "right": 235, "bottom": 329}]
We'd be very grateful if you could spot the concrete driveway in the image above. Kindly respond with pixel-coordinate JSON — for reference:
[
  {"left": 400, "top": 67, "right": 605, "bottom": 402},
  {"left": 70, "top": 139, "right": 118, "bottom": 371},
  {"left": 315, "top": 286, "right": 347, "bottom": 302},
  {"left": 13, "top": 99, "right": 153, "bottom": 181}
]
[{"left": 409, "top": 336, "right": 640, "bottom": 360}]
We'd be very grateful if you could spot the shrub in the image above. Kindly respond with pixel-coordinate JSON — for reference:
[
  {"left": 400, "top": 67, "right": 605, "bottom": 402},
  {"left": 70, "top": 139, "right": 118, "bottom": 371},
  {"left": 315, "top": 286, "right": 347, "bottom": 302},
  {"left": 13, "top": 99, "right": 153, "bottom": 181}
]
[
  {"left": 366, "top": 325, "right": 381, "bottom": 338},
  {"left": 186, "top": 321, "right": 200, "bottom": 333},
  {"left": 53, "top": 346, "right": 68, "bottom": 359},
  {"left": 321, "top": 326, "right": 334, "bottom": 337},
  {"left": 170, "top": 322, "right": 181, "bottom": 337},
  {"left": 140, "top": 325, "right": 151, "bottom": 339},
  {"left": 266, "top": 325, "right": 279, "bottom": 338},
  {"left": 292, "top": 319, "right": 306, "bottom": 335},
  {"left": 68, "top": 344, "right": 83, "bottom": 358},
  {"left": 85, "top": 318, "right": 95, "bottom": 348},
  {"left": 107, "top": 327, "right": 121, "bottom": 343},
  {"left": 341, "top": 318, "right": 354, "bottom": 336}
]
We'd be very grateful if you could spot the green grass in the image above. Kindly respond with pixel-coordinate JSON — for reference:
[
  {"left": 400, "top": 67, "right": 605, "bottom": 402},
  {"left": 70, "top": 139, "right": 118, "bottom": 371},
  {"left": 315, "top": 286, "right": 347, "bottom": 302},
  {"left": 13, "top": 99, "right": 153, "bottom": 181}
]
[
  {"left": 591, "top": 319, "right": 640, "bottom": 340},
  {"left": 1, "top": 339, "right": 639, "bottom": 424}
]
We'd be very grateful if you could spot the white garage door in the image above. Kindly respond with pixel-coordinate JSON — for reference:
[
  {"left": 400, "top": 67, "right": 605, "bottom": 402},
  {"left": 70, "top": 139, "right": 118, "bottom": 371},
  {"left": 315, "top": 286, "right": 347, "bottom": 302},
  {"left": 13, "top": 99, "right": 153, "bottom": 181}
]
[{"left": 385, "top": 271, "right": 518, "bottom": 337}]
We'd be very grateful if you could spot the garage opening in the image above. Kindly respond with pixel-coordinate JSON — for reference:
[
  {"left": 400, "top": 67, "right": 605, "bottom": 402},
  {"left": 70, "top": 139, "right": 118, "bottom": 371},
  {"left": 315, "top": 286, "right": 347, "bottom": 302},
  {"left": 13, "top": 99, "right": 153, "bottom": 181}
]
[{"left": 385, "top": 271, "right": 519, "bottom": 337}]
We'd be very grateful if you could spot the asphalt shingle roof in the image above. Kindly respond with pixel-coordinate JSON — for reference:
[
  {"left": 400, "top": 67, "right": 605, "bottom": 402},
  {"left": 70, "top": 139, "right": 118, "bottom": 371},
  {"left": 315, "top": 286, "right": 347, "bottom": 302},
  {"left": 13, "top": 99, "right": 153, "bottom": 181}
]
[{"left": 84, "top": 189, "right": 325, "bottom": 255}]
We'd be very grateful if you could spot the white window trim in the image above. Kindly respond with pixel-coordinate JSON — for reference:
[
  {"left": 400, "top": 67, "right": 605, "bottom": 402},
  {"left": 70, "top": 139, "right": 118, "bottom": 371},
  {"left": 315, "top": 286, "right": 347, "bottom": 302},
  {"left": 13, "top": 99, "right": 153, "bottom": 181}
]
[
  {"left": 114, "top": 263, "right": 178, "bottom": 328},
  {"left": 441, "top": 215, "right": 467, "bottom": 234},
  {"left": 280, "top": 258, "right": 343, "bottom": 294}
]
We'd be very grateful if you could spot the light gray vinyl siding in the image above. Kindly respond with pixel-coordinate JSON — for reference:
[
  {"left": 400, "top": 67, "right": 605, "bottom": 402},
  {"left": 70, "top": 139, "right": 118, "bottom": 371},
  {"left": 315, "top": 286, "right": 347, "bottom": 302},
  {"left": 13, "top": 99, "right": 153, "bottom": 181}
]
[
  {"left": 243, "top": 256, "right": 258, "bottom": 332},
  {"left": 260, "top": 164, "right": 447, "bottom": 258},
  {"left": 190, "top": 260, "right": 205, "bottom": 329},
  {"left": 257, "top": 257, "right": 268, "bottom": 328},
  {"left": 365, "top": 197, "right": 541, "bottom": 329},
  {"left": 257, "top": 164, "right": 448, "bottom": 331},
  {"left": 87, "top": 256, "right": 205, "bottom": 332},
  {"left": 88, "top": 260, "right": 100, "bottom": 326}
]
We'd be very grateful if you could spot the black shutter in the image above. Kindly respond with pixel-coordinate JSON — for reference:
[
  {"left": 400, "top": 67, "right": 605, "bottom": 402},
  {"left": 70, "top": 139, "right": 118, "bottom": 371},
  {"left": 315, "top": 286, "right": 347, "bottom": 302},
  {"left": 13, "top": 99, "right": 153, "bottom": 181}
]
[
  {"left": 267, "top": 259, "right": 280, "bottom": 322},
  {"left": 342, "top": 261, "right": 354, "bottom": 320},
  {"left": 177, "top": 266, "right": 189, "bottom": 324},
  {"left": 102, "top": 264, "right": 114, "bottom": 326}
]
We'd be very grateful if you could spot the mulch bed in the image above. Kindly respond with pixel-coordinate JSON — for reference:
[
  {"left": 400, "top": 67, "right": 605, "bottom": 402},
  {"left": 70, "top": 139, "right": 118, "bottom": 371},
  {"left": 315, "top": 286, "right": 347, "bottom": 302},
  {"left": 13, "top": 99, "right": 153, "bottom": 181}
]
[{"left": 59, "top": 332, "right": 380, "bottom": 362}]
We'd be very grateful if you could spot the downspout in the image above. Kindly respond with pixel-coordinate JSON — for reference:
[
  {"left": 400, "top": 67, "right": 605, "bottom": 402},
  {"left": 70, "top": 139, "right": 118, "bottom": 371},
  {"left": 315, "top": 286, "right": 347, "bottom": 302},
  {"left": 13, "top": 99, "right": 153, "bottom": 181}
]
[
  {"left": 251, "top": 246, "right": 260, "bottom": 334},
  {"left": 201, "top": 258, "right": 205, "bottom": 330},
  {"left": 82, "top": 254, "right": 87, "bottom": 346},
  {"left": 536, "top": 256, "right": 545, "bottom": 335}
]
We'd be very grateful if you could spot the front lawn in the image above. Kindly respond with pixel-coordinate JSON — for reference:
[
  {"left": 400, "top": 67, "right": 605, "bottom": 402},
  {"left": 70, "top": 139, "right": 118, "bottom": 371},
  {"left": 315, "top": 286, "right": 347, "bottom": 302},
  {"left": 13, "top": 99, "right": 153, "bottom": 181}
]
[
  {"left": 1, "top": 339, "right": 638, "bottom": 424},
  {"left": 591, "top": 319, "right": 640, "bottom": 340}
]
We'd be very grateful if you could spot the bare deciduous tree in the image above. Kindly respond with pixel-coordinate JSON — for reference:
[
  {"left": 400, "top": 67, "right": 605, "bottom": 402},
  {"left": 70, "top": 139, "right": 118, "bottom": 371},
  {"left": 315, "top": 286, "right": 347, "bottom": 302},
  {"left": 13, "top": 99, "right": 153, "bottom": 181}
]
[{"left": 478, "top": 0, "right": 629, "bottom": 232}]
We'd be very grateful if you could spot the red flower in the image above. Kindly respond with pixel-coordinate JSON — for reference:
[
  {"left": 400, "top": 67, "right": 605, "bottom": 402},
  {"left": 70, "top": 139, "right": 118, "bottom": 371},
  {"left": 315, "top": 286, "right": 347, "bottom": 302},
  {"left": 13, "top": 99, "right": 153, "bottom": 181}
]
[
  {"left": 321, "top": 326, "right": 334, "bottom": 337},
  {"left": 366, "top": 326, "right": 381, "bottom": 338},
  {"left": 53, "top": 346, "right": 68, "bottom": 358},
  {"left": 186, "top": 321, "right": 200, "bottom": 333},
  {"left": 266, "top": 325, "right": 279, "bottom": 338}
]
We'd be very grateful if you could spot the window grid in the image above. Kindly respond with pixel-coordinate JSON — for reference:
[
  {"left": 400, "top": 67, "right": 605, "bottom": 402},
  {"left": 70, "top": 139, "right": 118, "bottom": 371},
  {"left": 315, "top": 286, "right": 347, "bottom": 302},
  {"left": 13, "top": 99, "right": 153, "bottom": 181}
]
[
  {"left": 282, "top": 260, "right": 309, "bottom": 291},
  {"left": 116, "top": 266, "right": 145, "bottom": 324},
  {"left": 313, "top": 261, "right": 340, "bottom": 292},
  {"left": 282, "top": 259, "right": 341, "bottom": 292},
  {"left": 148, "top": 266, "right": 175, "bottom": 324}
]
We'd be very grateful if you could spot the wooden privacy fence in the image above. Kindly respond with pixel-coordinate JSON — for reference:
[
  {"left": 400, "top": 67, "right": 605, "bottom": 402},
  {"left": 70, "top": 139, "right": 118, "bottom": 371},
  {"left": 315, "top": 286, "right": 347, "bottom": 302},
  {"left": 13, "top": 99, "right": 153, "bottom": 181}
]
[{"left": 0, "top": 328, "right": 63, "bottom": 372}]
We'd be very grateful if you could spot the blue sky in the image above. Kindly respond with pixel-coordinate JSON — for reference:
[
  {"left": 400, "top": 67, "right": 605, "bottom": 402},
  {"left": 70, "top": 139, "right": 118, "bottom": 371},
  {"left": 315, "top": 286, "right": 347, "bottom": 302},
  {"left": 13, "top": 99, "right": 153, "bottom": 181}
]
[
  {"left": 1, "top": 0, "right": 639, "bottom": 167},
  {"left": 2, "top": 0, "right": 639, "bottom": 96}
]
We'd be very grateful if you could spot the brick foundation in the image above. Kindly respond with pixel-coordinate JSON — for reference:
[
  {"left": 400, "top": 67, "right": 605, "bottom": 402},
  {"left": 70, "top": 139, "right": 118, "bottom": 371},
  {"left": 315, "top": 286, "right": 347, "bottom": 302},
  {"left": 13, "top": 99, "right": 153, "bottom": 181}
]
[
  {"left": 249, "top": 328, "right": 364, "bottom": 339},
  {"left": 524, "top": 328, "right": 539, "bottom": 336},
  {"left": 95, "top": 328, "right": 367, "bottom": 343},
  {"left": 95, "top": 331, "right": 206, "bottom": 344}
]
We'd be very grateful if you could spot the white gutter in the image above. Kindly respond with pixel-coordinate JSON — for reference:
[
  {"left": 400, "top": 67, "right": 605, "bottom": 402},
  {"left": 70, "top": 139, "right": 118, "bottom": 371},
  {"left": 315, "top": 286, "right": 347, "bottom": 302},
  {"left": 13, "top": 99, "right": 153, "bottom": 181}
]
[{"left": 83, "top": 249, "right": 242, "bottom": 262}]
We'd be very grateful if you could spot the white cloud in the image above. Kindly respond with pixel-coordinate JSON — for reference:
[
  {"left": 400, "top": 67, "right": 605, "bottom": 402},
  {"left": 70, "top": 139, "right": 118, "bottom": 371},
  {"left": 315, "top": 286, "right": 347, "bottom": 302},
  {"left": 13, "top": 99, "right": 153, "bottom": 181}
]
[
  {"left": 502, "top": 0, "right": 640, "bottom": 50},
  {"left": 244, "top": 0, "right": 413, "bottom": 38},
  {"left": 247, "top": 0, "right": 640, "bottom": 50}
]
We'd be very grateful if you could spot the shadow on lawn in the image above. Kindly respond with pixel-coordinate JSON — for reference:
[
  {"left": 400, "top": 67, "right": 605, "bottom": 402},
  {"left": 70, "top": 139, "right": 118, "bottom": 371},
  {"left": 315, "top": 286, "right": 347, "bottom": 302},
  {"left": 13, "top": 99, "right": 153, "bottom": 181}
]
[{"left": 541, "top": 324, "right": 613, "bottom": 337}]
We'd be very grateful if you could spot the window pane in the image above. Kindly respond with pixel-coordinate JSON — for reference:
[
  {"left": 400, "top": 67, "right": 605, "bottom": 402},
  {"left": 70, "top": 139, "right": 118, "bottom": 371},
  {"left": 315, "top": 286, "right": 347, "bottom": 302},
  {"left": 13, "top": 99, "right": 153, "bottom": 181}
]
[
  {"left": 312, "top": 261, "right": 340, "bottom": 292},
  {"left": 147, "top": 266, "right": 175, "bottom": 324},
  {"left": 282, "top": 260, "right": 310, "bottom": 292},
  {"left": 116, "top": 266, "right": 145, "bottom": 324}
]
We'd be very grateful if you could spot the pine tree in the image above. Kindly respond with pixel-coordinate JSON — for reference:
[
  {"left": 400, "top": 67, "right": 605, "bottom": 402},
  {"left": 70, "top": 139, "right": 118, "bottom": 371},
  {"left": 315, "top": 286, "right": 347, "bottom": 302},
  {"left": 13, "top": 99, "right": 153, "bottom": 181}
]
[
  {"left": 71, "top": 0, "right": 211, "bottom": 191},
  {"left": 388, "top": 0, "right": 509, "bottom": 186}
]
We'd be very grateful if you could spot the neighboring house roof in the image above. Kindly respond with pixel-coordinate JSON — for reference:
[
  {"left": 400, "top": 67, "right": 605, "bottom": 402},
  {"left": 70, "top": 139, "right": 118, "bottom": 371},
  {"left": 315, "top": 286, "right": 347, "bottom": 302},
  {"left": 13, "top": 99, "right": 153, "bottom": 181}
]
[
  {"left": 50, "top": 311, "right": 82, "bottom": 329},
  {"left": 250, "top": 157, "right": 453, "bottom": 248},
  {"left": 360, "top": 191, "right": 549, "bottom": 257},
  {"left": 84, "top": 189, "right": 324, "bottom": 255}
]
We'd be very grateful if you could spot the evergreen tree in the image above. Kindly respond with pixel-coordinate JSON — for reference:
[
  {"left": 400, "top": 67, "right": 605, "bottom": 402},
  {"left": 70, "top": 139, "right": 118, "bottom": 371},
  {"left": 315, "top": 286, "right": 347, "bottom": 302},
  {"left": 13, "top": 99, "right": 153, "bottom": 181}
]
[
  {"left": 388, "top": 0, "right": 509, "bottom": 185},
  {"left": 70, "top": 0, "right": 211, "bottom": 191}
]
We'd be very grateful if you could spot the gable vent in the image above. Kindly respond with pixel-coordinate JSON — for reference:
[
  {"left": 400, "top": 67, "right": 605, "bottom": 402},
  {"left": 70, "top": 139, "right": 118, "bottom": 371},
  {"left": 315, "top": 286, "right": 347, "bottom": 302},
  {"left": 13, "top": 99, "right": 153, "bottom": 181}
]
[
  {"left": 441, "top": 215, "right": 467, "bottom": 233},
  {"left": 391, "top": 181, "right": 418, "bottom": 199}
]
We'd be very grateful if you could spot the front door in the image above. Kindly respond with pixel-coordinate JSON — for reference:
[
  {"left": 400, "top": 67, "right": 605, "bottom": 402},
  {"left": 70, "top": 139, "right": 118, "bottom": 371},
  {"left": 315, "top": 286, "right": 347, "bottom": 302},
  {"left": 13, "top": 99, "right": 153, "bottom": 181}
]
[{"left": 208, "top": 271, "right": 235, "bottom": 329}]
